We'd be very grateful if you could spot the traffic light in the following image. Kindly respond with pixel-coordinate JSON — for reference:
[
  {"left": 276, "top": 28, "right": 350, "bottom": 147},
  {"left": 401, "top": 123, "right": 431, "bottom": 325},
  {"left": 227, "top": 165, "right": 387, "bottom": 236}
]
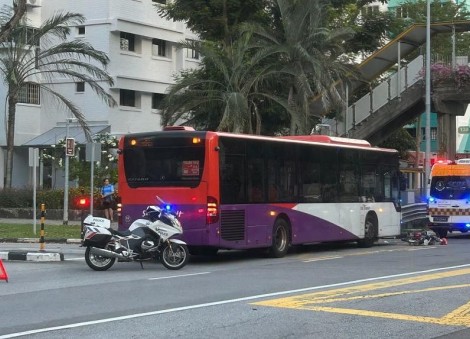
[{"left": 76, "top": 196, "right": 90, "bottom": 210}]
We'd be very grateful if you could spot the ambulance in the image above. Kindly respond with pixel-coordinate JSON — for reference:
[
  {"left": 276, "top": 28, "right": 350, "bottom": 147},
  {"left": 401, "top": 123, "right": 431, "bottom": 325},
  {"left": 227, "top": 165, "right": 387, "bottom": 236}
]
[{"left": 427, "top": 159, "right": 470, "bottom": 238}]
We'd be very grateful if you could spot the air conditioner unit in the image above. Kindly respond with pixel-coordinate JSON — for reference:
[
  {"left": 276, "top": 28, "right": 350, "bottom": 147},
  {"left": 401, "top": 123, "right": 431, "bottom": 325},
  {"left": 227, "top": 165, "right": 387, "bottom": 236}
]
[
  {"left": 120, "top": 38, "right": 129, "bottom": 51},
  {"left": 26, "top": 0, "right": 40, "bottom": 6}
]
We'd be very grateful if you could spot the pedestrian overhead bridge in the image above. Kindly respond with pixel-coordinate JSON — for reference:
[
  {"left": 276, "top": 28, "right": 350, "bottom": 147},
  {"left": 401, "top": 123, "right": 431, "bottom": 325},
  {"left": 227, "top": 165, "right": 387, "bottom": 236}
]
[{"left": 320, "top": 21, "right": 470, "bottom": 160}]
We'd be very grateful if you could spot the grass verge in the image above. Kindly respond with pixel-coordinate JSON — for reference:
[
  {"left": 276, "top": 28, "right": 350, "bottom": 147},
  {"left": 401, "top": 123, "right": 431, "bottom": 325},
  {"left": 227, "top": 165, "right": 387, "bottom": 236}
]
[{"left": 0, "top": 224, "right": 82, "bottom": 239}]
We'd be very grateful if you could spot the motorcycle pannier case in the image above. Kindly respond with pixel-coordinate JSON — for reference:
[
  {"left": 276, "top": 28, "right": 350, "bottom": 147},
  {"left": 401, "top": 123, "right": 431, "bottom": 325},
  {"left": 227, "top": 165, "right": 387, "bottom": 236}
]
[
  {"left": 85, "top": 228, "right": 113, "bottom": 244},
  {"left": 83, "top": 215, "right": 111, "bottom": 229},
  {"left": 83, "top": 215, "right": 113, "bottom": 244}
]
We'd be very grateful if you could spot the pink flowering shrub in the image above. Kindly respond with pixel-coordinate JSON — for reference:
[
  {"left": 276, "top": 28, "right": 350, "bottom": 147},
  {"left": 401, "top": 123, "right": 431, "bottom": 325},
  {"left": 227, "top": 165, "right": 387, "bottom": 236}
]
[
  {"left": 419, "top": 63, "right": 470, "bottom": 90},
  {"left": 455, "top": 64, "right": 470, "bottom": 89}
]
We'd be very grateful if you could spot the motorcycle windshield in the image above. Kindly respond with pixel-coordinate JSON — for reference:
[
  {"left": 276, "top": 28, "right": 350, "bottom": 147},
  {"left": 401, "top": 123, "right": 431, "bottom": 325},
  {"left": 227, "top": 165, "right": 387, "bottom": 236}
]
[{"left": 123, "top": 138, "right": 205, "bottom": 188}]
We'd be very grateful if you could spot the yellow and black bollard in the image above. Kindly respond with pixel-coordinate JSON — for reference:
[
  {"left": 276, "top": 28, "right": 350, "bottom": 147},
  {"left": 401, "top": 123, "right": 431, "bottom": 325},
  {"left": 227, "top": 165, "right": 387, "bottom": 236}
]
[{"left": 39, "top": 203, "right": 46, "bottom": 251}]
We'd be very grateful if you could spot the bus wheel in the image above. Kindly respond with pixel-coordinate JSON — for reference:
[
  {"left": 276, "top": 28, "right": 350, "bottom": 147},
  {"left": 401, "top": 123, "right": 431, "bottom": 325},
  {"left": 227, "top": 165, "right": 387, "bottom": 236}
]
[
  {"left": 357, "top": 215, "right": 377, "bottom": 248},
  {"left": 269, "top": 218, "right": 289, "bottom": 258}
]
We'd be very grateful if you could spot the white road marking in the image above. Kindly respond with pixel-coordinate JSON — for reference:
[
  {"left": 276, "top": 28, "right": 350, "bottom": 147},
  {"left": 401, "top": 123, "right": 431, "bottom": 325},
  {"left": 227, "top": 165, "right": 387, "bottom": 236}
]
[
  {"left": 2, "top": 263, "right": 470, "bottom": 339},
  {"left": 303, "top": 256, "right": 343, "bottom": 262},
  {"left": 64, "top": 258, "right": 84, "bottom": 261},
  {"left": 148, "top": 272, "right": 211, "bottom": 280}
]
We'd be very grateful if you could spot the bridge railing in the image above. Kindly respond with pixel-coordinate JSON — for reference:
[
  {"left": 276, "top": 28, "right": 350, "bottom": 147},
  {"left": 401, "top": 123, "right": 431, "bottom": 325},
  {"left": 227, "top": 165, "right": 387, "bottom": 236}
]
[{"left": 336, "top": 55, "right": 424, "bottom": 136}]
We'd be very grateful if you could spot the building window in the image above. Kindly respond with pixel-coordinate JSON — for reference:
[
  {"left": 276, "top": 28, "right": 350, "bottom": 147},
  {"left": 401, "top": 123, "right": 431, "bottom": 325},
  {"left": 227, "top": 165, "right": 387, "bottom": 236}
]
[
  {"left": 152, "top": 0, "right": 166, "bottom": 4},
  {"left": 76, "top": 82, "right": 85, "bottom": 93},
  {"left": 77, "top": 26, "right": 85, "bottom": 35},
  {"left": 186, "top": 40, "right": 200, "bottom": 60},
  {"left": 396, "top": 6, "right": 410, "bottom": 18},
  {"left": 152, "top": 39, "right": 166, "bottom": 57},
  {"left": 431, "top": 127, "right": 437, "bottom": 140},
  {"left": 120, "top": 32, "right": 135, "bottom": 52},
  {"left": 421, "top": 127, "right": 438, "bottom": 141},
  {"left": 11, "top": 26, "right": 39, "bottom": 46},
  {"left": 18, "top": 82, "right": 40, "bottom": 105},
  {"left": 152, "top": 93, "right": 165, "bottom": 110},
  {"left": 361, "top": 5, "right": 379, "bottom": 16},
  {"left": 120, "top": 89, "right": 136, "bottom": 107}
]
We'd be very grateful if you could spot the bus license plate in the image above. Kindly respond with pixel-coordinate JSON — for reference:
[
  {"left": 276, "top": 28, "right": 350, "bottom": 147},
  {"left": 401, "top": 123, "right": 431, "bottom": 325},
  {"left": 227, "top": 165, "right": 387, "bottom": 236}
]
[{"left": 433, "top": 216, "right": 448, "bottom": 222}]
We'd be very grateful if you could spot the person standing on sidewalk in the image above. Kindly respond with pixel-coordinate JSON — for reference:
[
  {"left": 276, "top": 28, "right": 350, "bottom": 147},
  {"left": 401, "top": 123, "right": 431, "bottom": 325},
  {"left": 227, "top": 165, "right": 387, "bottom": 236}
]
[{"left": 100, "top": 178, "right": 115, "bottom": 221}]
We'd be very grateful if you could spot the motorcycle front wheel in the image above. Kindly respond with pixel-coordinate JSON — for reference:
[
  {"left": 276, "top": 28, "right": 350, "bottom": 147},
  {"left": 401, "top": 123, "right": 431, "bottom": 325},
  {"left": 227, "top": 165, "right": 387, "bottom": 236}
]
[
  {"left": 161, "top": 243, "right": 189, "bottom": 270},
  {"left": 85, "top": 246, "right": 116, "bottom": 271}
]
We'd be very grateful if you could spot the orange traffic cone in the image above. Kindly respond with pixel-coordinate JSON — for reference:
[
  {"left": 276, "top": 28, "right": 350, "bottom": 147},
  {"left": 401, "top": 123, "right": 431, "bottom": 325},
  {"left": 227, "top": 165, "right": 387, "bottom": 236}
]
[{"left": 0, "top": 259, "right": 8, "bottom": 283}]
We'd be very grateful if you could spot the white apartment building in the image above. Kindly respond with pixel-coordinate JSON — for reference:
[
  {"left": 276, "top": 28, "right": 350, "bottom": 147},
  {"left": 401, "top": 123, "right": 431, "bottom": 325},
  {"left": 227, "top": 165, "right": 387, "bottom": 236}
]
[{"left": 0, "top": 0, "right": 200, "bottom": 188}]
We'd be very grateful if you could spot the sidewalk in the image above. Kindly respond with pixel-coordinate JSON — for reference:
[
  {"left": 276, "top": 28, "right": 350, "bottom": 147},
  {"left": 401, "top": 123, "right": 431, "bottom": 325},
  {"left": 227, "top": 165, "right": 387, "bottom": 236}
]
[{"left": 0, "top": 218, "right": 82, "bottom": 262}]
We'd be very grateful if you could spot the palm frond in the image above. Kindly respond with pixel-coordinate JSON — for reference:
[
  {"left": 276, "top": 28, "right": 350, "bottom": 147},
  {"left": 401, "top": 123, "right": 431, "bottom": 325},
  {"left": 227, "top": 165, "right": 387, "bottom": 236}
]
[
  {"left": 2, "top": 10, "right": 115, "bottom": 187},
  {"left": 39, "top": 84, "right": 91, "bottom": 141}
]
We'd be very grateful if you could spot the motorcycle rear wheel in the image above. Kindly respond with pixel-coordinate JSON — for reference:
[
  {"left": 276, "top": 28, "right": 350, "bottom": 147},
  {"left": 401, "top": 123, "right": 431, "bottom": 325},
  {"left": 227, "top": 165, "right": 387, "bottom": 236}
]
[
  {"left": 85, "top": 246, "right": 116, "bottom": 271},
  {"left": 161, "top": 243, "right": 189, "bottom": 270}
]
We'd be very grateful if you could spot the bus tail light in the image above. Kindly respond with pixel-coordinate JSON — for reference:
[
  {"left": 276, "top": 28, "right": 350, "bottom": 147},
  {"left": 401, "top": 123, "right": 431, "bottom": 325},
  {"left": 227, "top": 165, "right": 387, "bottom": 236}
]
[
  {"left": 207, "top": 196, "right": 219, "bottom": 224},
  {"left": 116, "top": 201, "right": 122, "bottom": 226}
]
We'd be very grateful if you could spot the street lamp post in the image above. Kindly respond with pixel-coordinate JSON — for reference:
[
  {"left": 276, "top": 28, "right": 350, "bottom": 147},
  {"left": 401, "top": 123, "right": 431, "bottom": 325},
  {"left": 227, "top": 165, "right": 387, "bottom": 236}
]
[
  {"left": 424, "top": 0, "right": 431, "bottom": 194},
  {"left": 63, "top": 117, "right": 77, "bottom": 225}
]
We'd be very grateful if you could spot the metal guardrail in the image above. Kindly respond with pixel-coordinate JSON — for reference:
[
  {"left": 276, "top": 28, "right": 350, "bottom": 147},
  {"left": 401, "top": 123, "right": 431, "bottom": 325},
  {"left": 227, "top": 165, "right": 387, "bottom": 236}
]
[{"left": 401, "top": 203, "right": 428, "bottom": 224}]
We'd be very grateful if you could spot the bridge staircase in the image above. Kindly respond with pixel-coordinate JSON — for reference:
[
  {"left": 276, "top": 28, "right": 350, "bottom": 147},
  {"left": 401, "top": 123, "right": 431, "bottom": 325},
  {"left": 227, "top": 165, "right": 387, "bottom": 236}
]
[{"left": 320, "top": 21, "right": 470, "bottom": 160}]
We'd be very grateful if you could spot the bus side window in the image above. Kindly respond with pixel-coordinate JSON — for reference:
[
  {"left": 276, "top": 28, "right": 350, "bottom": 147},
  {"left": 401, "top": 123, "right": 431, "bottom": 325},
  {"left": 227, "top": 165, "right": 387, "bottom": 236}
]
[
  {"left": 268, "top": 183, "right": 279, "bottom": 201},
  {"left": 247, "top": 160, "right": 265, "bottom": 203},
  {"left": 267, "top": 159, "right": 280, "bottom": 202},
  {"left": 361, "top": 165, "right": 377, "bottom": 202},
  {"left": 299, "top": 152, "right": 321, "bottom": 202},
  {"left": 221, "top": 156, "right": 243, "bottom": 204}
]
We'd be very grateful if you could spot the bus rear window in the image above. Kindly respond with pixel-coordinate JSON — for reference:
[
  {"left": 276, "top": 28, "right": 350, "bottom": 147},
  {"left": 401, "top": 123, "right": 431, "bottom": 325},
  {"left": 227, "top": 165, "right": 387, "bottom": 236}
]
[{"left": 123, "top": 146, "right": 205, "bottom": 188}]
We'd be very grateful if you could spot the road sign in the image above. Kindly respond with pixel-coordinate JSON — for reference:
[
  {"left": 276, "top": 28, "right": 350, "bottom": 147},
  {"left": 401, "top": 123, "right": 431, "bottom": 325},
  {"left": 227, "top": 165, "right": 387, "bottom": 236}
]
[
  {"left": 86, "top": 142, "right": 101, "bottom": 162},
  {"left": 458, "top": 126, "right": 470, "bottom": 134},
  {"left": 28, "top": 148, "right": 39, "bottom": 167},
  {"left": 65, "top": 138, "right": 75, "bottom": 156}
]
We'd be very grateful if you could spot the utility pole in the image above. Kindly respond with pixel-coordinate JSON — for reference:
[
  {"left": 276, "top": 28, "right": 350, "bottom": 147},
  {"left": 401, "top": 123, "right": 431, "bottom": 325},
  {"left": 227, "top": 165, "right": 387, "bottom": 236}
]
[
  {"left": 63, "top": 117, "right": 77, "bottom": 225},
  {"left": 424, "top": 0, "right": 431, "bottom": 194}
]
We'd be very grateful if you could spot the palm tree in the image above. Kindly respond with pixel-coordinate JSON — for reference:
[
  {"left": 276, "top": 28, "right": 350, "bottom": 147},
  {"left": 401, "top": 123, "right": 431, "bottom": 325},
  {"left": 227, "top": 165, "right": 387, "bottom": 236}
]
[
  {"left": 245, "top": 0, "right": 356, "bottom": 134},
  {"left": 0, "top": 0, "right": 27, "bottom": 43},
  {"left": 0, "top": 11, "right": 116, "bottom": 187},
  {"left": 161, "top": 32, "right": 291, "bottom": 134}
]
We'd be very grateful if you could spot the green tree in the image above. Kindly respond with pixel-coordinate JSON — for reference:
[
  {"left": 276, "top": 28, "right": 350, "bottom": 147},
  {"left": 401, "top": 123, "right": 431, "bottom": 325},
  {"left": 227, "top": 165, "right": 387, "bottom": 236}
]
[
  {"left": 160, "top": 0, "right": 358, "bottom": 135},
  {"left": 379, "top": 128, "right": 416, "bottom": 159},
  {"left": 41, "top": 133, "right": 119, "bottom": 188},
  {"left": 246, "top": 0, "right": 356, "bottom": 134},
  {"left": 388, "top": 0, "right": 470, "bottom": 58},
  {"left": 0, "top": 12, "right": 116, "bottom": 187},
  {"left": 0, "top": 0, "right": 27, "bottom": 43},
  {"left": 158, "top": 0, "right": 269, "bottom": 49},
  {"left": 161, "top": 34, "right": 292, "bottom": 134},
  {"left": 323, "top": 1, "right": 392, "bottom": 56},
  {"left": 380, "top": 1, "right": 470, "bottom": 159}
]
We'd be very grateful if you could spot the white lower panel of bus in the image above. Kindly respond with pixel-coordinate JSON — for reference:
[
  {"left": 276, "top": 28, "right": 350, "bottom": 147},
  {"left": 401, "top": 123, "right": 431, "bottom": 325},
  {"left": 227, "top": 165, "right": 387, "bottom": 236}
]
[{"left": 294, "top": 202, "right": 400, "bottom": 238}]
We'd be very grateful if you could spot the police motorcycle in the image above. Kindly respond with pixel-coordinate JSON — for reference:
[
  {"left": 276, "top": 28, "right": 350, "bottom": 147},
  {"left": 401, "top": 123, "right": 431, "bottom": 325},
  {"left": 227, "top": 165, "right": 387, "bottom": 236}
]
[{"left": 82, "top": 196, "right": 189, "bottom": 271}]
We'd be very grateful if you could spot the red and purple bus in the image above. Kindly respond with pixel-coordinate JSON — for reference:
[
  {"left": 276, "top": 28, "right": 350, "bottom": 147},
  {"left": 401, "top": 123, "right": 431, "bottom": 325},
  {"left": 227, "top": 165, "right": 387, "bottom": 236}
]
[{"left": 117, "top": 126, "right": 402, "bottom": 257}]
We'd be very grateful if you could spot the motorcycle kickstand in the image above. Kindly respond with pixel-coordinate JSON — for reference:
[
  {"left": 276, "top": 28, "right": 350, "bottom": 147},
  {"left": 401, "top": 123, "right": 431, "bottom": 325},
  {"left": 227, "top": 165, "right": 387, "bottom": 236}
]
[{"left": 139, "top": 261, "right": 144, "bottom": 269}]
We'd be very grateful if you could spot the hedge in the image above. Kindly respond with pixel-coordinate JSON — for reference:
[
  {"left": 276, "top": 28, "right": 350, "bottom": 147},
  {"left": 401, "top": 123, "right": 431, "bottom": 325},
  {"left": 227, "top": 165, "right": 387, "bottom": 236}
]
[{"left": 0, "top": 188, "right": 115, "bottom": 209}]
